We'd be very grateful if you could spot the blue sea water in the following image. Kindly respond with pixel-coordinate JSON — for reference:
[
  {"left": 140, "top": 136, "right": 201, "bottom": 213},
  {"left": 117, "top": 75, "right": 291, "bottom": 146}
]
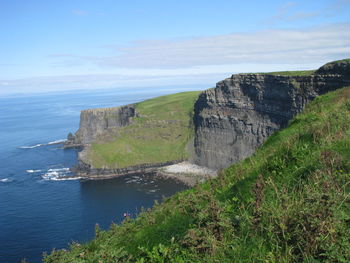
[{"left": 0, "top": 86, "right": 204, "bottom": 263}]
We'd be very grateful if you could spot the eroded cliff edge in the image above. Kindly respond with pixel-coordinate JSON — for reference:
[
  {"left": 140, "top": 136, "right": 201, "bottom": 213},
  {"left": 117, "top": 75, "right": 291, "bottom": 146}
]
[{"left": 191, "top": 59, "right": 350, "bottom": 169}]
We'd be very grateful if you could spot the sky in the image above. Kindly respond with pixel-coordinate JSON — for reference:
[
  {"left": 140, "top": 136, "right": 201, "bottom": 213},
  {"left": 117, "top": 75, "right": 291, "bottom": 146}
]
[{"left": 1, "top": 0, "right": 350, "bottom": 95}]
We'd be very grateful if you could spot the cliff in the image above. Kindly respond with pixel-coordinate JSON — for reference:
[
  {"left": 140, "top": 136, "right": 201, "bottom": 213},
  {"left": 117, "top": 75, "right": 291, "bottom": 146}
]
[
  {"left": 65, "top": 105, "right": 136, "bottom": 146},
  {"left": 192, "top": 60, "right": 350, "bottom": 169},
  {"left": 66, "top": 91, "right": 201, "bottom": 176}
]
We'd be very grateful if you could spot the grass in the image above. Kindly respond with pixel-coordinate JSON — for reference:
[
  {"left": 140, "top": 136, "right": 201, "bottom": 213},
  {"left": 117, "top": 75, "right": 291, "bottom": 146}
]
[
  {"left": 44, "top": 87, "right": 350, "bottom": 262},
  {"left": 88, "top": 91, "right": 201, "bottom": 168},
  {"left": 240, "top": 70, "right": 315, "bottom": 76},
  {"left": 327, "top": 58, "right": 350, "bottom": 64},
  {"left": 258, "top": 70, "right": 315, "bottom": 76}
]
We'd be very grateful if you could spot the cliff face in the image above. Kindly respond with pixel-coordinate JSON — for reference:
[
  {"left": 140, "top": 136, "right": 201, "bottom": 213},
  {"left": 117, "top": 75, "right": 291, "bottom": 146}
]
[
  {"left": 67, "top": 60, "right": 349, "bottom": 174},
  {"left": 192, "top": 62, "right": 350, "bottom": 169},
  {"left": 68, "top": 105, "right": 136, "bottom": 145}
]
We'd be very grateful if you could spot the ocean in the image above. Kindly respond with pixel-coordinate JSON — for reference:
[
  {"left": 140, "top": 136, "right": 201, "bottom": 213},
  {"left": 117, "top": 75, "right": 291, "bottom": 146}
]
[{"left": 0, "top": 86, "right": 204, "bottom": 263}]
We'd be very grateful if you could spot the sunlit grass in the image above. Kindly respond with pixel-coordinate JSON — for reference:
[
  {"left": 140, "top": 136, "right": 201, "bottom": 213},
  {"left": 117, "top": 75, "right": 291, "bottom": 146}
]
[{"left": 89, "top": 91, "right": 201, "bottom": 168}]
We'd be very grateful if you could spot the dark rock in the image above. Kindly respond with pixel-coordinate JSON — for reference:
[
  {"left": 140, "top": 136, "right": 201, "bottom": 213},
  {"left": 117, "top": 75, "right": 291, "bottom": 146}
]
[
  {"left": 74, "top": 104, "right": 136, "bottom": 145},
  {"left": 315, "top": 59, "right": 350, "bottom": 80},
  {"left": 75, "top": 159, "right": 183, "bottom": 179},
  {"left": 67, "top": 132, "right": 75, "bottom": 141},
  {"left": 191, "top": 61, "right": 350, "bottom": 169}
]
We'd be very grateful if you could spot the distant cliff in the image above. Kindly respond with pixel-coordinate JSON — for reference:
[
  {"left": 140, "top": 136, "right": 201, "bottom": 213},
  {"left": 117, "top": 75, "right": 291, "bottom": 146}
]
[
  {"left": 192, "top": 59, "right": 350, "bottom": 169},
  {"left": 66, "top": 105, "right": 136, "bottom": 147}
]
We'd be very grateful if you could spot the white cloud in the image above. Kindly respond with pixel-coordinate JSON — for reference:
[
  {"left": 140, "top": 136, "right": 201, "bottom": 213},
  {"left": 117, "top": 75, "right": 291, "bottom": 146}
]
[
  {"left": 58, "top": 23, "right": 350, "bottom": 69},
  {"left": 0, "top": 72, "right": 222, "bottom": 96},
  {"left": 0, "top": 61, "right": 321, "bottom": 96},
  {"left": 2, "top": 23, "right": 349, "bottom": 95}
]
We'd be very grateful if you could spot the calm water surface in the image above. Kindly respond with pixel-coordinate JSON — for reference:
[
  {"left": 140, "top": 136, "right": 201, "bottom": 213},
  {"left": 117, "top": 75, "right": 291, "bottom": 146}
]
[{"left": 0, "top": 86, "right": 204, "bottom": 263}]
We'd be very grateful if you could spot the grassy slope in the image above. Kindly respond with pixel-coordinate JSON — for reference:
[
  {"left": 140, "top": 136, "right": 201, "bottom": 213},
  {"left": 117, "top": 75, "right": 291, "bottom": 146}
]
[
  {"left": 45, "top": 87, "right": 350, "bottom": 262},
  {"left": 88, "top": 91, "right": 200, "bottom": 168}
]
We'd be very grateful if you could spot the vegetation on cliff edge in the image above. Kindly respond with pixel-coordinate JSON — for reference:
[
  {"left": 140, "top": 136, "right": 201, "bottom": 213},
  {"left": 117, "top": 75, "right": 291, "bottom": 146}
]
[
  {"left": 260, "top": 69, "right": 315, "bottom": 76},
  {"left": 88, "top": 91, "right": 200, "bottom": 168},
  {"left": 44, "top": 86, "right": 350, "bottom": 262}
]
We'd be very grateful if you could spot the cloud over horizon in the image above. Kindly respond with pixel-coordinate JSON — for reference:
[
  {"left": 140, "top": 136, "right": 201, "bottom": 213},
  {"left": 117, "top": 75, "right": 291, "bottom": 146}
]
[
  {"left": 51, "top": 23, "right": 350, "bottom": 69},
  {"left": 1, "top": 22, "right": 350, "bottom": 95}
]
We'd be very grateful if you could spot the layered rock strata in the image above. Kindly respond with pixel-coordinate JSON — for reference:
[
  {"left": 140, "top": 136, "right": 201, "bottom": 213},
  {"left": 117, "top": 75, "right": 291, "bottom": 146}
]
[
  {"left": 65, "top": 105, "right": 136, "bottom": 147},
  {"left": 192, "top": 63, "right": 350, "bottom": 169},
  {"left": 74, "top": 159, "right": 182, "bottom": 180}
]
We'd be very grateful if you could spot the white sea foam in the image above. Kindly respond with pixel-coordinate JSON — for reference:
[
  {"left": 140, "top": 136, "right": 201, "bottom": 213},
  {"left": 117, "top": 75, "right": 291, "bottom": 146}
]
[
  {"left": 47, "top": 168, "right": 70, "bottom": 172},
  {"left": 125, "top": 179, "right": 138, "bottom": 184},
  {"left": 18, "top": 139, "right": 67, "bottom": 149},
  {"left": 50, "top": 176, "right": 82, "bottom": 181},
  {"left": 41, "top": 167, "right": 77, "bottom": 181},
  {"left": 47, "top": 139, "right": 67, "bottom": 145},
  {"left": 18, "top": 144, "right": 44, "bottom": 149},
  {"left": 0, "top": 178, "right": 12, "bottom": 183},
  {"left": 26, "top": 169, "right": 42, "bottom": 173}
]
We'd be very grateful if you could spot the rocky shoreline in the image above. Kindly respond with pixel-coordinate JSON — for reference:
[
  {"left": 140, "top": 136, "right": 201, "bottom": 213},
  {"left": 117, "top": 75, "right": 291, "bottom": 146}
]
[
  {"left": 64, "top": 135, "right": 215, "bottom": 186},
  {"left": 63, "top": 160, "right": 216, "bottom": 186},
  {"left": 71, "top": 159, "right": 182, "bottom": 180}
]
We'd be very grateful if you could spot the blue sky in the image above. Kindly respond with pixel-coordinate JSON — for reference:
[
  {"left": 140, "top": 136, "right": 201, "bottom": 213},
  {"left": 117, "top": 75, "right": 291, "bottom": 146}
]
[{"left": 1, "top": 0, "right": 350, "bottom": 95}]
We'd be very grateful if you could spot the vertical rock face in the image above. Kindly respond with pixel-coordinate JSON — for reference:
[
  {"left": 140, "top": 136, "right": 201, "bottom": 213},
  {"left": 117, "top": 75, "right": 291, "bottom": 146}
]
[
  {"left": 192, "top": 64, "right": 349, "bottom": 169},
  {"left": 72, "top": 105, "right": 136, "bottom": 145}
]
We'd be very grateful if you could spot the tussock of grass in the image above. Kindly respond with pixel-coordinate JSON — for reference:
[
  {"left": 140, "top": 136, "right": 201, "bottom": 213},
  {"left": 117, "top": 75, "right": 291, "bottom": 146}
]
[
  {"left": 44, "top": 87, "right": 350, "bottom": 262},
  {"left": 88, "top": 91, "right": 201, "bottom": 168}
]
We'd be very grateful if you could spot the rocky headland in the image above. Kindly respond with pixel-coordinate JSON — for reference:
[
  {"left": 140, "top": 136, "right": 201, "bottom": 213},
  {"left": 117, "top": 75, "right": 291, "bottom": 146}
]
[{"left": 66, "top": 59, "right": 350, "bottom": 182}]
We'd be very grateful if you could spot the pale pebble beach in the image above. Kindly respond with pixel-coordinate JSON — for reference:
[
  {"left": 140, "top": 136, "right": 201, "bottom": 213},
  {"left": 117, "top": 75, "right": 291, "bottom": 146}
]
[{"left": 157, "top": 161, "right": 217, "bottom": 186}]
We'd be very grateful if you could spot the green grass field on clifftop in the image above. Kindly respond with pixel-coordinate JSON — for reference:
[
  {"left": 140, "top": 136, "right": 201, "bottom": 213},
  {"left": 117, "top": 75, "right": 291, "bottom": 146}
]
[
  {"left": 45, "top": 86, "right": 350, "bottom": 262},
  {"left": 88, "top": 91, "right": 201, "bottom": 168}
]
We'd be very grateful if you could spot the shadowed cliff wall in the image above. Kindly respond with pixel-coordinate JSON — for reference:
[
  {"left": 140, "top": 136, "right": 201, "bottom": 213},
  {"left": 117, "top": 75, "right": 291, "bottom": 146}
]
[
  {"left": 192, "top": 62, "right": 350, "bottom": 169},
  {"left": 72, "top": 105, "right": 136, "bottom": 145}
]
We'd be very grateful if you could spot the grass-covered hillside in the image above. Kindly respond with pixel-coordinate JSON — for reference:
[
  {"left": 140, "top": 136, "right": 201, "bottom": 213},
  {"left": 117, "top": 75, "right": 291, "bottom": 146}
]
[
  {"left": 88, "top": 91, "right": 200, "bottom": 168},
  {"left": 45, "top": 86, "right": 350, "bottom": 262}
]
